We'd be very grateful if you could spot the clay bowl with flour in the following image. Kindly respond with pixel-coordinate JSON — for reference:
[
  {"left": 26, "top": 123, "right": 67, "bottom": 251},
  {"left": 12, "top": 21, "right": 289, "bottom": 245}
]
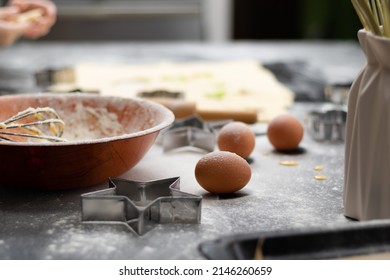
[{"left": 0, "top": 93, "right": 174, "bottom": 190}]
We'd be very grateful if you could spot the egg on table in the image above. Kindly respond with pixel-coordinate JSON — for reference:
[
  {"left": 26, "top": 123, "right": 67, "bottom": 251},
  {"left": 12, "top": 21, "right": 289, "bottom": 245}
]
[
  {"left": 195, "top": 151, "right": 252, "bottom": 194},
  {"left": 267, "top": 113, "right": 304, "bottom": 152},
  {"left": 217, "top": 121, "right": 256, "bottom": 159}
]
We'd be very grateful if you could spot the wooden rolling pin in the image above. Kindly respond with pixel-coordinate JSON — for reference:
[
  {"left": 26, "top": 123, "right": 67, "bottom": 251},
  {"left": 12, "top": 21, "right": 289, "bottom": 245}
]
[
  {"left": 145, "top": 97, "right": 258, "bottom": 124},
  {"left": 144, "top": 98, "right": 197, "bottom": 119},
  {"left": 197, "top": 108, "right": 258, "bottom": 124}
]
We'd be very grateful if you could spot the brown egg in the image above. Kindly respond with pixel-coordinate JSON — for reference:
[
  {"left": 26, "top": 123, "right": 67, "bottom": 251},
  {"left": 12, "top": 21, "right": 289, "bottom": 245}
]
[
  {"left": 217, "top": 121, "right": 256, "bottom": 158},
  {"left": 267, "top": 114, "right": 304, "bottom": 151},
  {"left": 195, "top": 151, "right": 252, "bottom": 194}
]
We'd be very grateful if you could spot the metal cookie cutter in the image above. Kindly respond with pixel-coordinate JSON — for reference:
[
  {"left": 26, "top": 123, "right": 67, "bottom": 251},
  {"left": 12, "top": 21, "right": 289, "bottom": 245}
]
[
  {"left": 306, "top": 109, "right": 347, "bottom": 142},
  {"left": 160, "top": 115, "right": 230, "bottom": 152},
  {"left": 81, "top": 177, "right": 202, "bottom": 236},
  {"left": 324, "top": 82, "right": 351, "bottom": 106}
]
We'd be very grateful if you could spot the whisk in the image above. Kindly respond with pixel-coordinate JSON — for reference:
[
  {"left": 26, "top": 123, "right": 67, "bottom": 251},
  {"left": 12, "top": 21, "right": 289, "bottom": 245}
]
[{"left": 0, "top": 107, "right": 66, "bottom": 142}]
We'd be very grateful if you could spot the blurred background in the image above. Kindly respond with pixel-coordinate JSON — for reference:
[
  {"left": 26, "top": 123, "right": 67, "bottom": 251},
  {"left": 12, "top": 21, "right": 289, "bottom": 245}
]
[{"left": 43, "top": 0, "right": 362, "bottom": 42}]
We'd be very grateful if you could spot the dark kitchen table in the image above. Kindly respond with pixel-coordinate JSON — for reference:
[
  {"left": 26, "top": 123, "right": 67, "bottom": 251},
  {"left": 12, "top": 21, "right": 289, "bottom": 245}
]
[{"left": 0, "top": 40, "right": 369, "bottom": 259}]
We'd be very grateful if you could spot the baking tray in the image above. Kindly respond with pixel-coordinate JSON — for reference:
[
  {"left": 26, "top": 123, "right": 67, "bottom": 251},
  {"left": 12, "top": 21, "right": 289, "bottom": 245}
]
[{"left": 199, "top": 220, "right": 390, "bottom": 260}]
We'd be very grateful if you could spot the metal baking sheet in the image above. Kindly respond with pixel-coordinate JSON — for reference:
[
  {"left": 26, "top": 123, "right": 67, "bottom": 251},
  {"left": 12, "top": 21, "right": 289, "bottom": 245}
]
[{"left": 199, "top": 220, "right": 390, "bottom": 260}]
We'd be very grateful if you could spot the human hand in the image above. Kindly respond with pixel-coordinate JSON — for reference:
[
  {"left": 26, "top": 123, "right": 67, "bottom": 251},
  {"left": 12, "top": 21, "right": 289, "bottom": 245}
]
[
  {"left": 9, "top": 0, "right": 57, "bottom": 39},
  {"left": 0, "top": 6, "right": 29, "bottom": 46}
]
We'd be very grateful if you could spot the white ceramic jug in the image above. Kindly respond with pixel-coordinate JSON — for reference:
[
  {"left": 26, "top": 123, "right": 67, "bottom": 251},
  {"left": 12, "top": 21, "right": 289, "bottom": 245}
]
[{"left": 344, "top": 29, "right": 390, "bottom": 220}]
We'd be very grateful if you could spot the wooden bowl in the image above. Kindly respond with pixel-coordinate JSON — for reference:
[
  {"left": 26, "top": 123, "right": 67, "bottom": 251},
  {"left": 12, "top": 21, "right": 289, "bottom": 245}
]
[{"left": 0, "top": 93, "right": 174, "bottom": 190}]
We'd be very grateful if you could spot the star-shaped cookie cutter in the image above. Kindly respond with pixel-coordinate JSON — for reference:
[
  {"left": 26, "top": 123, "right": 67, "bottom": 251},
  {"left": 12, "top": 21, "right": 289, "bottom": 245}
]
[
  {"left": 81, "top": 177, "right": 202, "bottom": 236},
  {"left": 160, "top": 115, "right": 230, "bottom": 152}
]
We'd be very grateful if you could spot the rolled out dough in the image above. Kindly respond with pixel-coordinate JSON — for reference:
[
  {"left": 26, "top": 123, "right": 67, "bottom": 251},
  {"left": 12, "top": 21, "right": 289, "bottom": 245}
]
[{"left": 48, "top": 60, "right": 294, "bottom": 122}]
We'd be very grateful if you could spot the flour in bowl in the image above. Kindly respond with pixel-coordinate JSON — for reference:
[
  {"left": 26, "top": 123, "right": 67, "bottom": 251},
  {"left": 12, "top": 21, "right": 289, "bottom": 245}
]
[{"left": 61, "top": 103, "right": 127, "bottom": 141}]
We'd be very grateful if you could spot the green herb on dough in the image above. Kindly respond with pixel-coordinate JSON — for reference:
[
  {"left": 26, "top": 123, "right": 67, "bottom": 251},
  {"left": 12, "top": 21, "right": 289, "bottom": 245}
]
[{"left": 205, "top": 90, "right": 226, "bottom": 100}]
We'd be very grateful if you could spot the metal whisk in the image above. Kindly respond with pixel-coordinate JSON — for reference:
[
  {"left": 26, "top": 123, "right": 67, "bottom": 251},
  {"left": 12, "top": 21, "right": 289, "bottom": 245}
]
[{"left": 0, "top": 107, "right": 66, "bottom": 142}]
